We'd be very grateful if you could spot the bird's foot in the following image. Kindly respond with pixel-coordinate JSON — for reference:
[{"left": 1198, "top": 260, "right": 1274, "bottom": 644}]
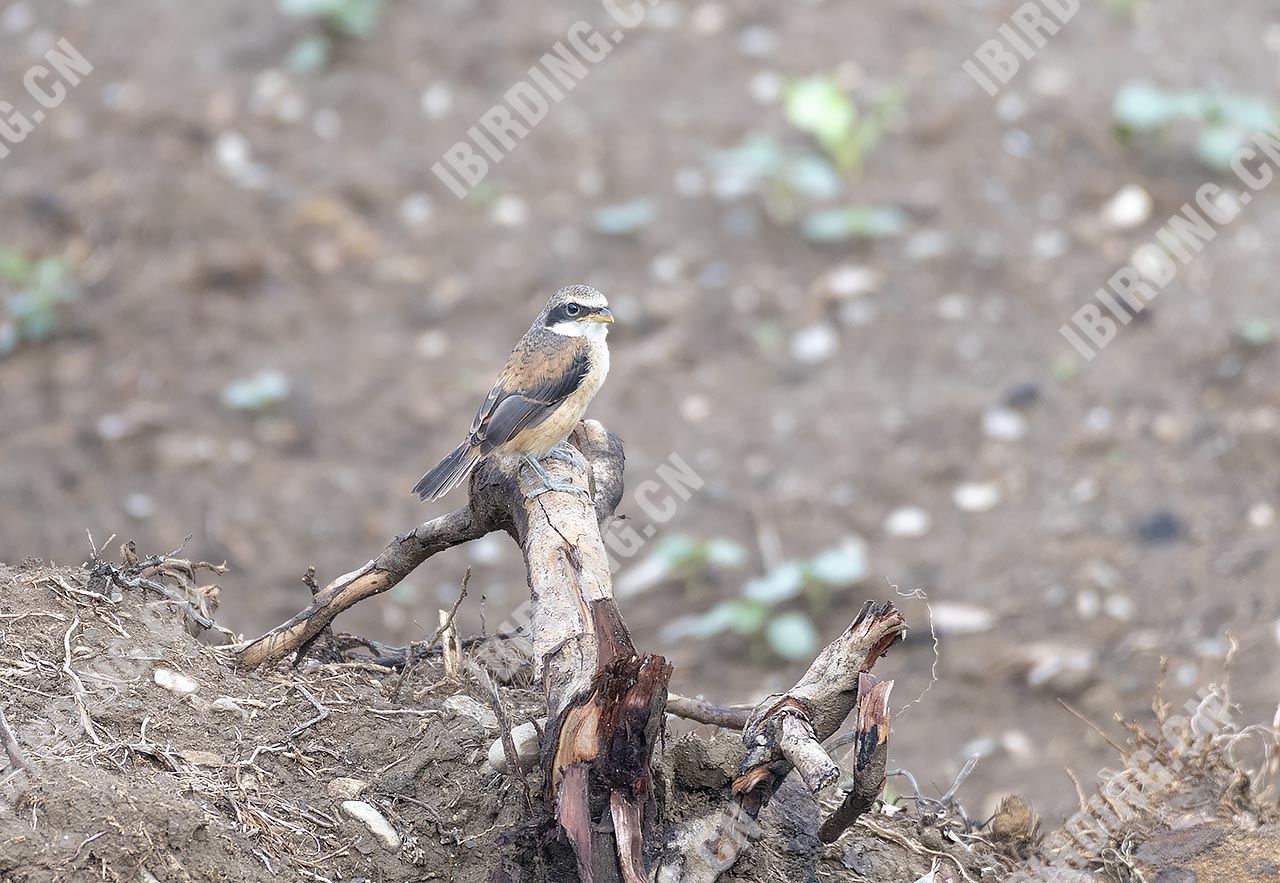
[
  {"left": 524, "top": 479, "right": 588, "bottom": 500},
  {"left": 543, "top": 445, "right": 579, "bottom": 465},
  {"left": 522, "top": 455, "right": 589, "bottom": 500}
]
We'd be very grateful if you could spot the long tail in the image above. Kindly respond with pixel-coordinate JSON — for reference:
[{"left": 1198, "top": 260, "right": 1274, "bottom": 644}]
[{"left": 412, "top": 442, "right": 481, "bottom": 501}]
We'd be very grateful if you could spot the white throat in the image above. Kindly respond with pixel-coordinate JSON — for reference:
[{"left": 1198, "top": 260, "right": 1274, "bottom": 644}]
[{"left": 549, "top": 320, "right": 610, "bottom": 342}]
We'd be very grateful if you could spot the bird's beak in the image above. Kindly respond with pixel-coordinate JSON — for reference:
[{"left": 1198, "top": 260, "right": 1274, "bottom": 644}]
[{"left": 578, "top": 307, "right": 614, "bottom": 324}]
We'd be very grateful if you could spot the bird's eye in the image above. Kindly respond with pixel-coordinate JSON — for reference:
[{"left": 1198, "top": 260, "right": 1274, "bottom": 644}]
[{"left": 565, "top": 303, "right": 581, "bottom": 317}]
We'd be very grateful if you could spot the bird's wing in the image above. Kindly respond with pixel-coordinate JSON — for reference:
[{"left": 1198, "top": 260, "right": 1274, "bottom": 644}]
[{"left": 467, "top": 334, "right": 591, "bottom": 454}]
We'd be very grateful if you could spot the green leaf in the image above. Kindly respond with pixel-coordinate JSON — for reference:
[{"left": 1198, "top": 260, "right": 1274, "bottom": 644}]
[
  {"left": 780, "top": 153, "right": 842, "bottom": 201},
  {"left": 286, "top": 34, "right": 333, "bottom": 73},
  {"left": 807, "top": 540, "right": 869, "bottom": 586},
  {"left": 1240, "top": 318, "right": 1273, "bottom": 347},
  {"left": 0, "top": 250, "right": 31, "bottom": 282},
  {"left": 592, "top": 199, "right": 656, "bottom": 236},
  {"left": 801, "top": 205, "right": 906, "bottom": 242},
  {"left": 1113, "top": 82, "right": 1194, "bottom": 131},
  {"left": 705, "top": 539, "right": 748, "bottom": 569},
  {"left": 766, "top": 612, "right": 819, "bottom": 661},
  {"left": 1196, "top": 125, "right": 1245, "bottom": 171},
  {"left": 221, "top": 369, "right": 292, "bottom": 411},
  {"left": 785, "top": 76, "right": 855, "bottom": 145},
  {"left": 651, "top": 534, "right": 699, "bottom": 567},
  {"left": 743, "top": 562, "right": 805, "bottom": 604}
]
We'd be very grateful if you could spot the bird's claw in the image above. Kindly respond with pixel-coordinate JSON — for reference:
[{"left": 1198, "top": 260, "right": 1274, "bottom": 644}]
[
  {"left": 543, "top": 445, "right": 579, "bottom": 465},
  {"left": 524, "top": 480, "right": 589, "bottom": 500}
]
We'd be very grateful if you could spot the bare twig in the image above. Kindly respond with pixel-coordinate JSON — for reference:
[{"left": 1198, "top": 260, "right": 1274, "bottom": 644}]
[
  {"left": 61, "top": 618, "right": 102, "bottom": 746},
  {"left": 288, "top": 686, "right": 330, "bottom": 739},
  {"left": 0, "top": 706, "right": 29, "bottom": 772},
  {"left": 391, "top": 567, "right": 470, "bottom": 701},
  {"left": 467, "top": 658, "right": 532, "bottom": 817},
  {"left": 665, "top": 693, "right": 753, "bottom": 730}
]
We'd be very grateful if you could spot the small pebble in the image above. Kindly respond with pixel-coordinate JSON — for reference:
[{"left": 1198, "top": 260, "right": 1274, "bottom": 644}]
[
  {"left": 983, "top": 407, "right": 1027, "bottom": 442},
  {"left": 790, "top": 323, "right": 839, "bottom": 364},
  {"left": 680, "top": 394, "right": 712, "bottom": 423},
  {"left": 953, "top": 482, "right": 1001, "bottom": 512},
  {"left": 415, "top": 329, "right": 449, "bottom": 359},
  {"left": 1248, "top": 502, "right": 1275, "bottom": 529},
  {"left": 123, "top": 492, "right": 154, "bottom": 520},
  {"left": 690, "top": 2, "right": 727, "bottom": 34},
  {"left": 930, "top": 602, "right": 996, "bottom": 636},
  {"left": 1104, "top": 594, "right": 1135, "bottom": 622},
  {"left": 995, "top": 92, "right": 1026, "bottom": 123},
  {"left": 399, "top": 193, "right": 434, "bottom": 228},
  {"left": 2, "top": 3, "right": 32, "bottom": 33},
  {"left": 737, "top": 25, "right": 775, "bottom": 57},
  {"left": 1138, "top": 510, "right": 1182, "bottom": 545},
  {"left": 819, "top": 264, "right": 881, "bottom": 299},
  {"left": 1003, "top": 382, "right": 1041, "bottom": 409},
  {"left": 490, "top": 195, "right": 528, "bottom": 227},
  {"left": 487, "top": 721, "right": 542, "bottom": 772},
  {"left": 935, "top": 293, "right": 970, "bottom": 321},
  {"left": 883, "top": 506, "right": 931, "bottom": 538},
  {"left": 904, "top": 230, "right": 951, "bottom": 261},
  {"left": 154, "top": 668, "right": 199, "bottom": 695},
  {"left": 749, "top": 70, "right": 781, "bottom": 104},
  {"left": 1075, "top": 588, "right": 1101, "bottom": 621},
  {"left": 340, "top": 801, "right": 401, "bottom": 850},
  {"left": 312, "top": 108, "right": 342, "bottom": 139},
  {"left": 1100, "top": 184, "right": 1153, "bottom": 231},
  {"left": 419, "top": 82, "right": 453, "bottom": 119}
]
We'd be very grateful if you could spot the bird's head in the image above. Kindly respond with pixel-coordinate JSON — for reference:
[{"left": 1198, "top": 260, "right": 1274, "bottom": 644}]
[{"left": 541, "top": 284, "right": 614, "bottom": 338}]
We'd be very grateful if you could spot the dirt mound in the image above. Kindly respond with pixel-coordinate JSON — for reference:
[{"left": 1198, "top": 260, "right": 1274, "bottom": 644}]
[{"left": 0, "top": 553, "right": 1275, "bottom": 882}]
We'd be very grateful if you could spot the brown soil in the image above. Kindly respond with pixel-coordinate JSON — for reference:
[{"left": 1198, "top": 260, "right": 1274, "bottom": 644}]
[
  {"left": 2, "top": 559, "right": 1276, "bottom": 883},
  {"left": 1, "top": 0, "right": 1278, "bottom": 833}
]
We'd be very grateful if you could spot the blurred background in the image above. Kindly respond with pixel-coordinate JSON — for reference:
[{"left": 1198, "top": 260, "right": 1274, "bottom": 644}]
[{"left": 2, "top": 0, "right": 1278, "bottom": 822}]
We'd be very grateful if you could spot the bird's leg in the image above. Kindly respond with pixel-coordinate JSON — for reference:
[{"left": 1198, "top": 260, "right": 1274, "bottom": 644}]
[
  {"left": 522, "top": 455, "right": 588, "bottom": 499},
  {"left": 544, "top": 444, "right": 579, "bottom": 465}
]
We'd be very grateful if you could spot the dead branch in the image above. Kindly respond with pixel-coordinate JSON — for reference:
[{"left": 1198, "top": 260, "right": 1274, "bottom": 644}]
[
  {"left": 819, "top": 673, "right": 894, "bottom": 843},
  {"left": 239, "top": 422, "right": 625, "bottom": 671},
  {"left": 0, "top": 705, "right": 29, "bottom": 772},
  {"left": 658, "top": 601, "right": 907, "bottom": 883},
  {"left": 665, "top": 693, "right": 753, "bottom": 730}
]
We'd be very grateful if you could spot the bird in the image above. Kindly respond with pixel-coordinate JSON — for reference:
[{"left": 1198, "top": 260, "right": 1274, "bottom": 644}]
[{"left": 412, "top": 284, "right": 614, "bottom": 502}]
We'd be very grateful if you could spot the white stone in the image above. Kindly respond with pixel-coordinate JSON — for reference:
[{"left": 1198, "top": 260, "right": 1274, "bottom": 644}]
[
  {"left": 1104, "top": 594, "right": 1135, "bottom": 622},
  {"left": 341, "top": 801, "right": 401, "bottom": 850},
  {"left": 953, "top": 482, "right": 1001, "bottom": 513},
  {"left": 982, "top": 407, "right": 1027, "bottom": 442},
  {"left": 930, "top": 602, "right": 996, "bottom": 636},
  {"left": 399, "top": 194, "right": 433, "bottom": 228},
  {"left": 819, "top": 265, "right": 881, "bottom": 299},
  {"left": 487, "top": 720, "right": 542, "bottom": 772},
  {"left": 1100, "top": 185, "right": 1153, "bottom": 231},
  {"left": 883, "top": 506, "right": 931, "bottom": 538},
  {"left": 419, "top": 83, "right": 453, "bottom": 119},
  {"left": 154, "top": 668, "right": 199, "bottom": 695},
  {"left": 1248, "top": 502, "right": 1275, "bottom": 529},
  {"left": 490, "top": 195, "right": 528, "bottom": 227},
  {"left": 790, "top": 323, "right": 839, "bottom": 364}
]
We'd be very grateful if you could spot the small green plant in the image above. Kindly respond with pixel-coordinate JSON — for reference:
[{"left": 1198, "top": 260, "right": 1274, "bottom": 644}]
[
  {"left": 221, "top": 369, "right": 292, "bottom": 411},
  {"left": 279, "top": 0, "right": 383, "bottom": 72},
  {"left": 707, "top": 74, "right": 905, "bottom": 243},
  {"left": 1113, "top": 82, "right": 1277, "bottom": 171},
  {"left": 618, "top": 534, "right": 748, "bottom": 602},
  {"left": 0, "top": 251, "right": 80, "bottom": 358},
  {"left": 784, "top": 76, "right": 901, "bottom": 177},
  {"left": 660, "top": 539, "right": 869, "bottom": 662}
]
